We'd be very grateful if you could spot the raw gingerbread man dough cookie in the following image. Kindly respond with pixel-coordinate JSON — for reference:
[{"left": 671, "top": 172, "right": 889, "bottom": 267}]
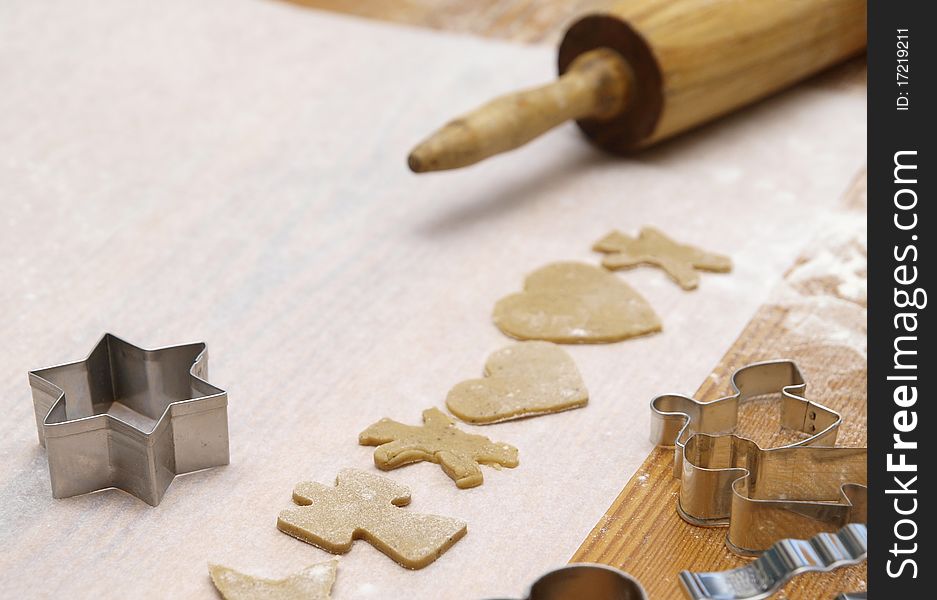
[
  {"left": 359, "top": 408, "right": 518, "bottom": 488},
  {"left": 593, "top": 227, "right": 731, "bottom": 290},
  {"left": 208, "top": 560, "right": 337, "bottom": 600},
  {"left": 493, "top": 262, "right": 661, "bottom": 343},
  {"left": 446, "top": 341, "right": 588, "bottom": 424},
  {"left": 277, "top": 469, "right": 466, "bottom": 569}
]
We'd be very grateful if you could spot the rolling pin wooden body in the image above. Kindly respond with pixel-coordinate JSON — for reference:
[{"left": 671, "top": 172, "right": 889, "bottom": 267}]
[{"left": 408, "top": 0, "right": 866, "bottom": 171}]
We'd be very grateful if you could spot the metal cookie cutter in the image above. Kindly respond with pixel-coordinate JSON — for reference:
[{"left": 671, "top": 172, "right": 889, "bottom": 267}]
[
  {"left": 700, "top": 436, "right": 866, "bottom": 555},
  {"left": 651, "top": 360, "right": 842, "bottom": 484},
  {"left": 680, "top": 523, "right": 867, "bottom": 600},
  {"left": 29, "top": 333, "right": 230, "bottom": 506},
  {"left": 650, "top": 360, "right": 866, "bottom": 555},
  {"left": 489, "top": 564, "right": 647, "bottom": 600}
]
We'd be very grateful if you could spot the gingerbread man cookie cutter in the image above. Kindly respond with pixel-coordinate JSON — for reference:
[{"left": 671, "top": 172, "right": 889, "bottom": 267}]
[{"left": 650, "top": 360, "right": 866, "bottom": 555}]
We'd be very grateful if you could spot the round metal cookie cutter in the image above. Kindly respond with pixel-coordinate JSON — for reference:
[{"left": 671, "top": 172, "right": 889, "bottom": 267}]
[{"left": 490, "top": 563, "right": 648, "bottom": 600}]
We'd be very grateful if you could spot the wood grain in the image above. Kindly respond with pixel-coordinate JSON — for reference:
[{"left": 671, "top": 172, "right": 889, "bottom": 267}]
[
  {"left": 290, "top": 0, "right": 866, "bottom": 160},
  {"left": 559, "top": 0, "right": 866, "bottom": 152},
  {"left": 572, "top": 170, "right": 868, "bottom": 599},
  {"left": 278, "top": 0, "right": 613, "bottom": 44}
]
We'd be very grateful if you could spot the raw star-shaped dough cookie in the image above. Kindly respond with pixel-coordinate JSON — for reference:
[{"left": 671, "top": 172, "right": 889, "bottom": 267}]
[
  {"left": 208, "top": 560, "right": 337, "bottom": 600},
  {"left": 593, "top": 227, "right": 731, "bottom": 290},
  {"left": 493, "top": 262, "right": 661, "bottom": 343},
  {"left": 446, "top": 341, "right": 588, "bottom": 424},
  {"left": 277, "top": 469, "right": 466, "bottom": 569},
  {"left": 359, "top": 408, "right": 518, "bottom": 488}
]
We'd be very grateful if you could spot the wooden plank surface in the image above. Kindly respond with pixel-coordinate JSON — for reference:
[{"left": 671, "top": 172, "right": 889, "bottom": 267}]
[
  {"left": 279, "top": 0, "right": 612, "bottom": 43},
  {"left": 572, "top": 170, "right": 868, "bottom": 598}
]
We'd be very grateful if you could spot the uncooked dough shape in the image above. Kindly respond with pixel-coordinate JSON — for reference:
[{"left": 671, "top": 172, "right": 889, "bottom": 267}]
[
  {"left": 492, "top": 262, "right": 662, "bottom": 343},
  {"left": 277, "top": 469, "right": 466, "bottom": 570},
  {"left": 446, "top": 341, "right": 588, "bottom": 424},
  {"left": 359, "top": 407, "right": 518, "bottom": 488},
  {"left": 593, "top": 227, "right": 732, "bottom": 290},
  {"left": 208, "top": 560, "right": 337, "bottom": 600}
]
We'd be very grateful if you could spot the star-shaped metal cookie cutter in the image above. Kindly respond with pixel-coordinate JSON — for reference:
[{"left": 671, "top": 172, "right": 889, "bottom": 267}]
[
  {"left": 28, "top": 333, "right": 230, "bottom": 506},
  {"left": 650, "top": 360, "right": 866, "bottom": 555}
]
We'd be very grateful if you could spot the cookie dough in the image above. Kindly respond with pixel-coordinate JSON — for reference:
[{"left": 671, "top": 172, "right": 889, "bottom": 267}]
[
  {"left": 493, "top": 262, "right": 661, "bottom": 343},
  {"left": 277, "top": 469, "right": 466, "bottom": 570},
  {"left": 359, "top": 408, "right": 518, "bottom": 488},
  {"left": 593, "top": 227, "right": 731, "bottom": 290},
  {"left": 208, "top": 560, "right": 337, "bottom": 600},
  {"left": 446, "top": 341, "right": 588, "bottom": 424}
]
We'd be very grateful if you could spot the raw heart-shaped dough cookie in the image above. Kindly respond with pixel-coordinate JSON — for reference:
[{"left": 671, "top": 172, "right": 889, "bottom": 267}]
[
  {"left": 446, "top": 341, "right": 588, "bottom": 424},
  {"left": 493, "top": 262, "right": 662, "bottom": 343}
]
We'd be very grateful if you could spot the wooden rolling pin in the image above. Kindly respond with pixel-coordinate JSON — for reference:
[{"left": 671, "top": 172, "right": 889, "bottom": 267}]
[{"left": 408, "top": 0, "right": 866, "bottom": 173}]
